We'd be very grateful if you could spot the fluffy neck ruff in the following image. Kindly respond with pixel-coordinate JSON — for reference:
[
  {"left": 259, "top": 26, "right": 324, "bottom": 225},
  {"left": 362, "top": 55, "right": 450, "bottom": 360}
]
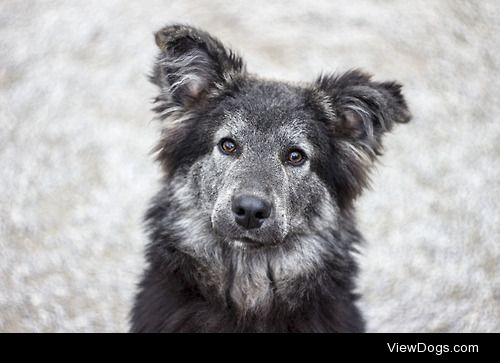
[{"left": 144, "top": 179, "right": 361, "bottom": 320}]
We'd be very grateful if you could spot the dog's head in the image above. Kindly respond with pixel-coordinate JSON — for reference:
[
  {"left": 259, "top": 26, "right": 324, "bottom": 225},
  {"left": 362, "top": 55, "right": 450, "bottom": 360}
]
[{"left": 150, "top": 25, "right": 410, "bottom": 251}]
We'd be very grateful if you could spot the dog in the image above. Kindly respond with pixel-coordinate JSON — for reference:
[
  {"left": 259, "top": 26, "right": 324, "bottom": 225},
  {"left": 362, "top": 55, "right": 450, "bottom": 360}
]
[{"left": 130, "top": 24, "right": 411, "bottom": 332}]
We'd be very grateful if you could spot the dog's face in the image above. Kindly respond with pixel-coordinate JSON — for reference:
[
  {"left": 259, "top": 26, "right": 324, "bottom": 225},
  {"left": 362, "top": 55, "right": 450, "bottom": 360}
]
[
  {"left": 150, "top": 25, "right": 410, "bottom": 252},
  {"left": 199, "top": 82, "right": 336, "bottom": 248}
]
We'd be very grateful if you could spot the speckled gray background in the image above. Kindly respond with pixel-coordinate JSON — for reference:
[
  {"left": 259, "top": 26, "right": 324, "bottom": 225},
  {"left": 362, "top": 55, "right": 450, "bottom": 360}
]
[{"left": 1, "top": 0, "right": 499, "bottom": 332}]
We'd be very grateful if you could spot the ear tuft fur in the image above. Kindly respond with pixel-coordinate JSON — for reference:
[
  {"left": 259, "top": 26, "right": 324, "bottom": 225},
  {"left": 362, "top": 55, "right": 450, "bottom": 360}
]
[
  {"left": 314, "top": 69, "right": 411, "bottom": 153},
  {"left": 310, "top": 69, "right": 411, "bottom": 206},
  {"left": 151, "top": 24, "right": 245, "bottom": 117}
]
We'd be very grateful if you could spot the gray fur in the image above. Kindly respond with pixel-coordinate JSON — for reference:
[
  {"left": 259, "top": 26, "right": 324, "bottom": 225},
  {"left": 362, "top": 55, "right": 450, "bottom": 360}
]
[{"left": 131, "top": 24, "right": 410, "bottom": 332}]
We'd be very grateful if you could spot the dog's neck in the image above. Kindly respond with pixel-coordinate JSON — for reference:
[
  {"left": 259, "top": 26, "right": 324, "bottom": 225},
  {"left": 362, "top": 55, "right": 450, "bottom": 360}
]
[
  {"left": 168, "top": 228, "right": 356, "bottom": 320},
  {"left": 146, "top": 183, "right": 361, "bottom": 321}
]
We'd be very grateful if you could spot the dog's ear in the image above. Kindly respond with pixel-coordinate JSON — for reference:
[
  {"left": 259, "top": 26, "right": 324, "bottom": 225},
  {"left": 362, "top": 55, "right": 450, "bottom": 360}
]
[
  {"left": 151, "top": 24, "right": 245, "bottom": 114},
  {"left": 310, "top": 70, "right": 411, "bottom": 206},
  {"left": 313, "top": 70, "right": 411, "bottom": 156}
]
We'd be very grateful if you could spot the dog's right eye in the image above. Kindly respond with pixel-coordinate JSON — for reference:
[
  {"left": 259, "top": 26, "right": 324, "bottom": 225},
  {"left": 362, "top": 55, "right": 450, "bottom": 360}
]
[
  {"left": 219, "top": 138, "right": 238, "bottom": 155},
  {"left": 286, "top": 149, "right": 307, "bottom": 166}
]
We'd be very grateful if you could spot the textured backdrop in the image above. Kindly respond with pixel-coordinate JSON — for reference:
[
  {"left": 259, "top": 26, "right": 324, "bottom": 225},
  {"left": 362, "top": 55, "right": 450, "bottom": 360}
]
[{"left": 1, "top": 0, "right": 499, "bottom": 332}]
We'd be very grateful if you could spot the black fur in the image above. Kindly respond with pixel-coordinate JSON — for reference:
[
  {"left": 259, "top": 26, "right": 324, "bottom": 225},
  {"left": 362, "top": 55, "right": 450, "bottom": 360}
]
[{"left": 131, "top": 24, "right": 411, "bottom": 333}]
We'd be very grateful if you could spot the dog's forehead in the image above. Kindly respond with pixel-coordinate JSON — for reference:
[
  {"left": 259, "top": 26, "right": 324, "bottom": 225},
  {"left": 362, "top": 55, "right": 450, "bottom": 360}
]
[
  {"left": 219, "top": 112, "right": 310, "bottom": 143},
  {"left": 216, "top": 80, "right": 316, "bottom": 143}
]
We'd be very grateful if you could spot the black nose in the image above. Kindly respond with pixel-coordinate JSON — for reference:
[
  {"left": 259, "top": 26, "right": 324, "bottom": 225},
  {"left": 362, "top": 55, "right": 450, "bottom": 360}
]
[{"left": 232, "top": 195, "right": 272, "bottom": 230}]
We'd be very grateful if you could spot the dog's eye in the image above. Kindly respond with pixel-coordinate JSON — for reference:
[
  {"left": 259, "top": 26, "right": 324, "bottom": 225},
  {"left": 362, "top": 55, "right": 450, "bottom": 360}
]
[
  {"left": 219, "top": 138, "right": 237, "bottom": 155},
  {"left": 286, "top": 149, "right": 306, "bottom": 166}
]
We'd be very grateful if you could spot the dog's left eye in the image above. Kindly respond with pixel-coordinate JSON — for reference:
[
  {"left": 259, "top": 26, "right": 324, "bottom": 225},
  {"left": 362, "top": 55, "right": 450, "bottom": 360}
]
[
  {"left": 219, "top": 138, "right": 238, "bottom": 155},
  {"left": 286, "top": 149, "right": 306, "bottom": 166}
]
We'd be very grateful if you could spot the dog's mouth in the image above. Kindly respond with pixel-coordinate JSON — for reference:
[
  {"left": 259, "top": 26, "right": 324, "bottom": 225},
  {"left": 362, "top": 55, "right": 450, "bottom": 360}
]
[
  {"left": 228, "top": 236, "right": 281, "bottom": 250},
  {"left": 212, "top": 220, "right": 283, "bottom": 249},
  {"left": 238, "top": 237, "right": 265, "bottom": 246}
]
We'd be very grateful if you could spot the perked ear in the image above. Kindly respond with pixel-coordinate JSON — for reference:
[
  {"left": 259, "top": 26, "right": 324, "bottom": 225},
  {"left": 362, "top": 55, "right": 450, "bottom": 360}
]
[
  {"left": 314, "top": 70, "right": 411, "bottom": 156},
  {"left": 151, "top": 24, "right": 245, "bottom": 115}
]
